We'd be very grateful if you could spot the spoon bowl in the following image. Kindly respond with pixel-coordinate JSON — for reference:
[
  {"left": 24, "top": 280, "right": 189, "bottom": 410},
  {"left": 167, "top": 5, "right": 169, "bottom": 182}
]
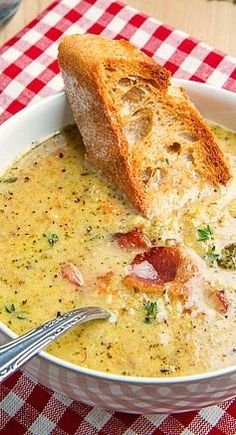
[{"left": 0, "top": 306, "right": 110, "bottom": 383}]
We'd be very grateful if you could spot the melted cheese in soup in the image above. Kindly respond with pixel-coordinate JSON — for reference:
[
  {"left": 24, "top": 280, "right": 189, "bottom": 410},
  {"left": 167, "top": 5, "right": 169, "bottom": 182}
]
[{"left": 0, "top": 123, "right": 235, "bottom": 377}]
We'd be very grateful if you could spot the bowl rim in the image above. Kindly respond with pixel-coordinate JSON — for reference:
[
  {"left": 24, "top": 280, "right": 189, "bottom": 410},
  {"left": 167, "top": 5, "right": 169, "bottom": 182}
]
[{"left": 1, "top": 80, "right": 236, "bottom": 385}]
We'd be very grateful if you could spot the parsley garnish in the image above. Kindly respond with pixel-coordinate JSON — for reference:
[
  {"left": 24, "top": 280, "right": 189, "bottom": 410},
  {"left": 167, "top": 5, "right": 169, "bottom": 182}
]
[
  {"left": 43, "top": 233, "right": 59, "bottom": 246},
  {"left": 205, "top": 245, "right": 219, "bottom": 266},
  {"left": 0, "top": 176, "right": 17, "bottom": 183},
  {"left": 197, "top": 225, "right": 213, "bottom": 242},
  {"left": 5, "top": 304, "right": 26, "bottom": 320},
  {"left": 5, "top": 304, "right": 15, "bottom": 314},
  {"left": 143, "top": 301, "right": 158, "bottom": 324},
  {"left": 165, "top": 158, "right": 170, "bottom": 166}
]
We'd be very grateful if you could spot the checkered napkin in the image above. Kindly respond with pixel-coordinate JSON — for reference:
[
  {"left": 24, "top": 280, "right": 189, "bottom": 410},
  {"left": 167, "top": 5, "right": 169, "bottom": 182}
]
[{"left": 0, "top": 0, "right": 236, "bottom": 433}]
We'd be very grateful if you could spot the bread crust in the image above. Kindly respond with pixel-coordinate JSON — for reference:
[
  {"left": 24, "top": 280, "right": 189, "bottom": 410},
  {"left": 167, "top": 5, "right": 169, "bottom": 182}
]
[{"left": 58, "top": 34, "right": 231, "bottom": 217}]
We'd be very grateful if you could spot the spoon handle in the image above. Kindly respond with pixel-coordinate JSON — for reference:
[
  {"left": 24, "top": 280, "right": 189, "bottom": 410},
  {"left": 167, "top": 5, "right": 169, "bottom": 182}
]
[{"left": 0, "top": 307, "right": 109, "bottom": 383}]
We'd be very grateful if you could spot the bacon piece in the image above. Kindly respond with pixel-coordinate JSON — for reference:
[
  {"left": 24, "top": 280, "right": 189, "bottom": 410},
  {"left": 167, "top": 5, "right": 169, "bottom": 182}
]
[
  {"left": 132, "top": 247, "right": 180, "bottom": 281},
  {"left": 123, "top": 246, "right": 181, "bottom": 292},
  {"left": 213, "top": 290, "right": 229, "bottom": 313},
  {"left": 97, "top": 271, "right": 114, "bottom": 284},
  {"left": 96, "top": 272, "right": 114, "bottom": 294},
  {"left": 114, "top": 228, "right": 151, "bottom": 250},
  {"left": 123, "top": 246, "right": 197, "bottom": 299},
  {"left": 61, "top": 263, "right": 84, "bottom": 287},
  {"left": 182, "top": 305, "right": 198, "bottom": 315}
]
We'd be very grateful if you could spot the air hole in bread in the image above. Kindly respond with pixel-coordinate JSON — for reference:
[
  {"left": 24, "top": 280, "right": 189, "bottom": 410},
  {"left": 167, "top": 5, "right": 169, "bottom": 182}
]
[
  {"left": 152, "top": 168, "right": 165, "bottom": 186},
  {"left": 120, "top": 87, "right": 146, "bottom": 116},
  {"left": 167, "top": 117, "right": 176, "bottom": 126},
  {"left": 127, "top": 76, "right": 139, "bottom": 83},
  {"left": 178, "top": 132, "right": 199, "bottom": 142},
  {"left": 118, "top": 78, "right": 132, "bottom": 87},
  {"left": 183, "top": 152, "right": 194, "bottom": 163},
  {"left": 167, "top": 142, "right": 181, "bottom": 154},
  {"left": 122, "top": 87, "right": 145, "bottom": 103},
  {"left": 117, "top": 76, "right": 139, "bottom": 89},
  {"left": 142, "top": 166, "right": 153, "bottom": 183},
  {"left": 118, "top": 77, "right": 138, "bottom": 88},
  {"left": 124, "top": 112, "right": 152, "bottom": 147}
]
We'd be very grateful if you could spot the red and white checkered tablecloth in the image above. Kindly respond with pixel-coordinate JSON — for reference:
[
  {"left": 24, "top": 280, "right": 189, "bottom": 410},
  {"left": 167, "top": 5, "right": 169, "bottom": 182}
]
[{"left": 0, "top": 0, "right": 236, "bottom": 433}]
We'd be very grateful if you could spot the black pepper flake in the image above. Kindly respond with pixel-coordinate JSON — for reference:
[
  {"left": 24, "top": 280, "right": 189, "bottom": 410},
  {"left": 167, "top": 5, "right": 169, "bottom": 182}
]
[
  {"left": 24, "top": 176, "right": 30, "bottom": 182},
  {"left": 59, "top": 152, "right": 64, "bottom": 158},
  {"left": 57, "top": 311, "right": 61, "bottom": 318},
  {"left": 160, "top": 368, "right": 170, "bottom": 374}
]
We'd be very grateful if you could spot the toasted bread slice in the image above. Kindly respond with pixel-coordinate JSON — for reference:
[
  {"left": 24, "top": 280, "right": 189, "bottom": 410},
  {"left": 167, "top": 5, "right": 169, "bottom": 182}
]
[{"left": 58, "top": 34, "right": 231, "bottom": 218}]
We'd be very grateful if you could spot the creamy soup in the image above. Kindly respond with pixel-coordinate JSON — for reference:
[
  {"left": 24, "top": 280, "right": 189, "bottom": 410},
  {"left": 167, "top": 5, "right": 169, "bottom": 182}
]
[{"left": 0, "top": 123, "right": 236, "bottom": 377}]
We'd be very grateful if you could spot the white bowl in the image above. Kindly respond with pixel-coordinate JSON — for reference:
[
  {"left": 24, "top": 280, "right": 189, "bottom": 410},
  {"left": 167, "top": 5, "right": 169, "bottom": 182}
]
[{"left": 0, "top": 80, "right": 236, "bottom": 414}]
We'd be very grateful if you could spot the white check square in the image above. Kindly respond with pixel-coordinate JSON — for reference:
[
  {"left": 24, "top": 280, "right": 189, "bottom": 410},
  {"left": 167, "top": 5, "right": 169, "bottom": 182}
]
[
  {"left": 130, "top": 28, "right": 151, "bottom": 48},
  {"left": 155, "top": 42, "right": 176, "bottom": 60},
  {"left": 23, "top": 29, "right": 42, "bottom": 45},
  {"left": 29, "top": 416, "right": 55, "bottom": 435},
  {"left": 4, "top": 80, "right": 25, "bottom": 99},
  {"left": 1, "top": 47, "right": 21, "bottom": 63},
  {"left": 181, "top": 55, "right": 202, "bottom": 74},
  {"left": 42, "top": 11, "right": 60, "bottom": 27},
  {"left": 84, "top": 5, "right": 104, "bottom": 22},
  {"left": 200, "top": 404, "right": 225, "bottom": 426},
  {"left": 105, "top": 16, "right": 126, "bottom": 34},
  {"left": 24, "top": 61, "right": 45, "bottom": 76},
  {"left": 207, "top": 69, "right": 227, "bottom": 88},
  {"left": 85, "top": 408, "right": 111, "bottom": 430},
  {"left": 0, "top": 391, "right": 24, "bottom": 416}
]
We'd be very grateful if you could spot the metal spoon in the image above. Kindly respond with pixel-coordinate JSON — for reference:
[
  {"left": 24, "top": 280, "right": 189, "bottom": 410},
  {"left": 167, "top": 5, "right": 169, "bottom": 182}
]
[{"left": 0, "top": 306, "right": 110, "bottom": 383}]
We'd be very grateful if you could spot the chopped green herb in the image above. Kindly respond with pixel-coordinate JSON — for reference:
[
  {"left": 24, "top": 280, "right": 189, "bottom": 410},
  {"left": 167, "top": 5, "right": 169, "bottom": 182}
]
[
  {"left": 217, "top": 243, "right": 236, "bottom": 270},
  {"left": 197, "top": 225, "right": 213, "bottom": 242},
  {"left": 43, "top": 233, "right": 59, "bottom": 246},
  {"left": 5, "top": 303, "right": 26, "bottom": 319},
  {"left": 165, "top": 158, "right": 170, "bottom": 166},
  {"left": 143, "top": 301, "right": 158, "bottom": 324},
  {"left": 5, "top": 304, "right": 15, "bottom": 314},
  {"left": 205, "top": 245, "right": 219, "bottom": 266},
  {"left": 1, "top": 176, "right": 18, "bottom": 183}
]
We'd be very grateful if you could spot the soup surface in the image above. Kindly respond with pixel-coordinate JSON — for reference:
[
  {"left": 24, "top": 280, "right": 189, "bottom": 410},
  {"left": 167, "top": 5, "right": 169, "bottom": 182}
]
[{"left": 0, "top": 123, "right": 236, "bottom": 377}]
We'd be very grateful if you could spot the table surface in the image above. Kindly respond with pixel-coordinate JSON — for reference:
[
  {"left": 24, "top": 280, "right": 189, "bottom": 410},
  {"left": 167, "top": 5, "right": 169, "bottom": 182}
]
[{"left": 0, "top": 0, "right": 236, "bottom": 56}]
